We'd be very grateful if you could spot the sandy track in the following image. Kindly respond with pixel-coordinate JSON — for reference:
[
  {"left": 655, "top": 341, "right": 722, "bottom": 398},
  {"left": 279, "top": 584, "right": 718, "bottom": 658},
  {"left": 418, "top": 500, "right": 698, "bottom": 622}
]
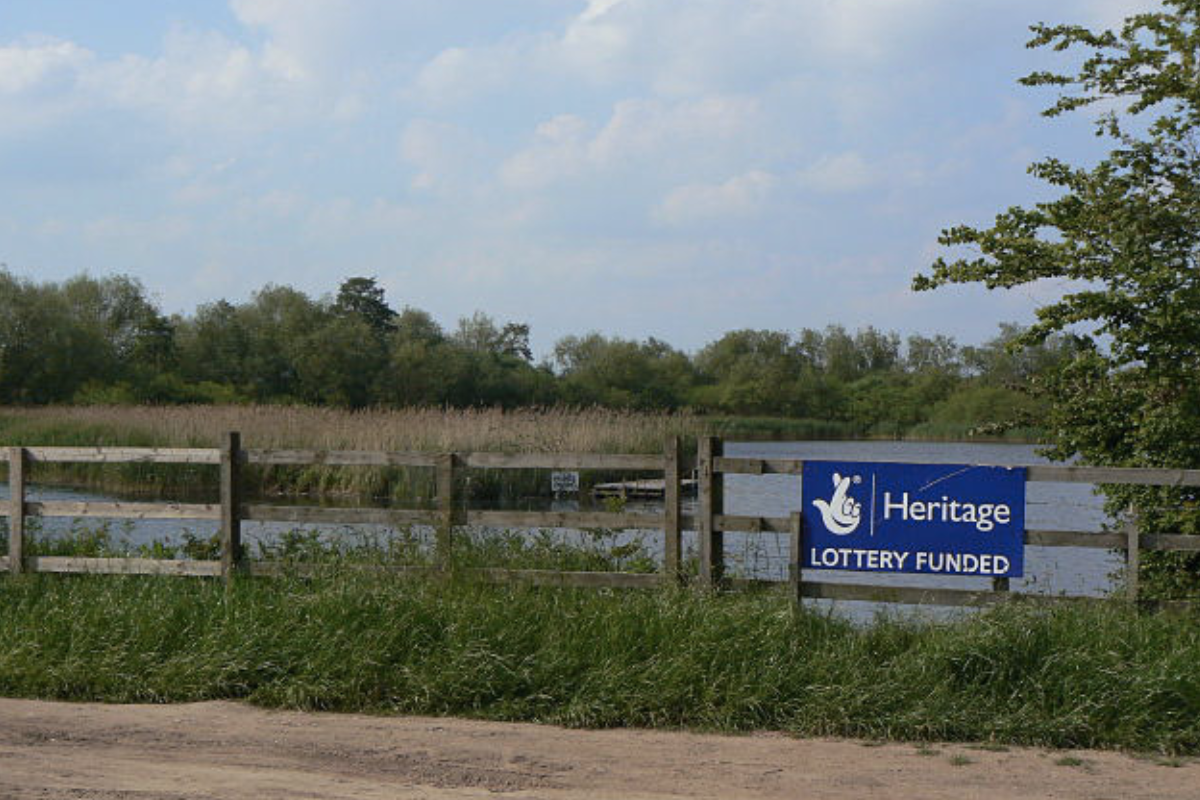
[{"left": 0, "top": 698, "right": 1196, "bottom": 799}]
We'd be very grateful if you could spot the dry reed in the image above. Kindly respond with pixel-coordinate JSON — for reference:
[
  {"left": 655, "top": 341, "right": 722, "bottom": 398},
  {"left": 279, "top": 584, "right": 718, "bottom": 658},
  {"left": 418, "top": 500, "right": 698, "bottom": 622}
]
[{"left": 0, "top": 405, "right": 704, "bottom": 454}]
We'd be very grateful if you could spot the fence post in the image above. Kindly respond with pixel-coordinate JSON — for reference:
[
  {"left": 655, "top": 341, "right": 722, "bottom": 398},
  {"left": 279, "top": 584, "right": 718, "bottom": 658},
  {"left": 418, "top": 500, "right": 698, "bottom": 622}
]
[
  {"left": 1125, "top": 507, "right": 1140, "bottom": 603},
  {"left": 663, "top": 436, "right": 683, "bottom": 583},
  {"left": 789, "top": 511, "right": 803, "bottom": 605},
  {"left": 220, "top": 431, "right": 243, "bottom": 584},
  {"left": 698, "top": 436, "right": 724, "bottom": 588},
  {"left": 436, "top": 453, "right": 461, "bottom": 571},
  {"left": 8, "top": 447, "right": 26, "bottom": 575}
]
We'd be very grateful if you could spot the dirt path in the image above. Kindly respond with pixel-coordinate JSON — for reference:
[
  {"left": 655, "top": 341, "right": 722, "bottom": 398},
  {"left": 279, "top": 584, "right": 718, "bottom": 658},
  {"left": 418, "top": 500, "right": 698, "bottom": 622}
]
[{"left": 0, "top": 698, "right": 1196, "bottom": 799}]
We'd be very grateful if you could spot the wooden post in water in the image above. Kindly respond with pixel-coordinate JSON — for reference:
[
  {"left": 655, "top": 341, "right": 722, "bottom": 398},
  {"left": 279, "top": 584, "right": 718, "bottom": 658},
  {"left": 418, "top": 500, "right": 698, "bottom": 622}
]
[
  {"left": 698, "top": 436, "right": 724, "bottom": 588},
  {"left": 8, "top": 447, "right": 26, "bottom": 575},
  {"left": 789, "top": 511, "right": 803, "bottom": 605},
  {"left": 662, "top": 436, "right": 683, "bottom": 583},
  {"left": 436, "top": 453, "right": 461, "bottom": 571},
  {"left": 220, "top": 432, "right": 243, "bottom": 585},
  {"left": 1125, "top": 506, "right": 1140, "bottom": 603}
]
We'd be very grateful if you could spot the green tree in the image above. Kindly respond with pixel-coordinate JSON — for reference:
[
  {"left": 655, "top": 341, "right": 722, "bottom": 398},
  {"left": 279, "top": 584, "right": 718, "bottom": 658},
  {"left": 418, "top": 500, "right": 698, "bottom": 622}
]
[
  {"left": 554, "top": 333, "right": 695, "bottom": 410},
  {"left": 293, "top": 315, "right": 385, "bottom": 408},
  {"left": 0, "top": 271, "right": 176, "bottom": 403},
  {"left": 913, "top": 1, "right": 1200, "bottom": 596},
  {"left": 333, "top": 276, "right": 396, "bottom": 339},
  {"left": 453, "top": 311, "right": 533, "bottom": 362},
  {"left": 692, "top": 330, "right": 808, "bottom": 415}
]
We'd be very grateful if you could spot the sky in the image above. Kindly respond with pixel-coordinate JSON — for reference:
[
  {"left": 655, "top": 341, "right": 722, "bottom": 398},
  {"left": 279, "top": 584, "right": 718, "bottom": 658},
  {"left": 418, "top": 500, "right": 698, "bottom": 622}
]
[{"left": 0, "top": 0, "right": 1159, "bottom": 357}]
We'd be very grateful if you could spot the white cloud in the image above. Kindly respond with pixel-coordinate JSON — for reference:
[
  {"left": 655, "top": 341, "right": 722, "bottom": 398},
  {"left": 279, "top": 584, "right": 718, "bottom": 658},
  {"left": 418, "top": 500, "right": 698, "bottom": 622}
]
[
  {"left": 500, "top": 96, "right": 759, "bottom": 190},
  {"left": 399, "top": 119, "right": 490, "bottom": 193},
  {"left": 0, "top": 28, "right": 319, "bottom": 137},
  {"left": 415, "top": 0, "right": 960, "bottom": 103},
  {"left": 92, "top": 27, "right": 313, "bottom": 131},
  {"left": 0, "top": 37, "right": 97, "bottom": 134},
  {"left": 0, "top": 37, "right": 92, "bottom": 95},
  {"left": 499, "top": 114, "right": 589, "bottom": 190},
  {"left": 654, "top": 170, "right": 777, "bottom": 225},
  {"left": 797, "top": 152, "right": 874, "bottom": 193}
]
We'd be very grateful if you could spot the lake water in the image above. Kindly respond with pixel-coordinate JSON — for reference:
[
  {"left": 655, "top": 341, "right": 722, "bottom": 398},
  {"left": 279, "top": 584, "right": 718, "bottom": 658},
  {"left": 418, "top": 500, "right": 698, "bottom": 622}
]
[{"left": 5, "top": 440, "right": 1122, "bottom": 616}]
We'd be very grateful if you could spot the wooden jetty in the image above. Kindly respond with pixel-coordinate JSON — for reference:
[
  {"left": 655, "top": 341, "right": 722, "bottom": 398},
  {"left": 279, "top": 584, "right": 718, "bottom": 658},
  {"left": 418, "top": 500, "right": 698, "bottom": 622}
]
[{"left": 592, "top": 478, "right": 697, "bottom": 500}]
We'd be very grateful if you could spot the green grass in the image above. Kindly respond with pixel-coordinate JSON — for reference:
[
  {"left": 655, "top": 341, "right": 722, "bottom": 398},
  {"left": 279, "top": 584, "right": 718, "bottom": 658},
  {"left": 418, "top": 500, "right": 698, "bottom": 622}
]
[{"left": 0, "top": 570, "right": 1198, "bottom": 753}]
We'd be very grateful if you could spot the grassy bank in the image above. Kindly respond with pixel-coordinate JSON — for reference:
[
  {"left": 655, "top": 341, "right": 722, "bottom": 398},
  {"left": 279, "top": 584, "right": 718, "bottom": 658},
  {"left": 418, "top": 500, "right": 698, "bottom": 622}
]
[{"left": 0, "top": 570, "right": 1196, "bottom": 753}]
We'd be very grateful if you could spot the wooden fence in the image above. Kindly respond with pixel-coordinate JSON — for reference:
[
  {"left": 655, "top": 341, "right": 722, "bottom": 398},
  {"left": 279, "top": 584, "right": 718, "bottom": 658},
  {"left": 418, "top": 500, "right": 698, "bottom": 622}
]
[{"left": 5, "top": 433, "right": 1200, "bottom": 606}]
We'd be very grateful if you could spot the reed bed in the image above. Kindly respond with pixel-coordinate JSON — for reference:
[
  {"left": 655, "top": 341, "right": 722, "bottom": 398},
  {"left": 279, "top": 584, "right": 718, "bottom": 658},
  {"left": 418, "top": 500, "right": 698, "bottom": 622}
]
[
  {"left": 0, "top": 405, "right": 703, "bottom": 453},
  {"left": 0, "top": 405, "right": 704, "bottom": 501}
]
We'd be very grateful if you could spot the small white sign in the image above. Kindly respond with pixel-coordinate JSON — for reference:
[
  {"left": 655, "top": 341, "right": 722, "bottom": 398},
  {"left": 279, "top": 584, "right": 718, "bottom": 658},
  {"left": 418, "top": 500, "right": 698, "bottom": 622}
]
[{"left": 551, "top": 471, "right": 580, "bottom": 494}]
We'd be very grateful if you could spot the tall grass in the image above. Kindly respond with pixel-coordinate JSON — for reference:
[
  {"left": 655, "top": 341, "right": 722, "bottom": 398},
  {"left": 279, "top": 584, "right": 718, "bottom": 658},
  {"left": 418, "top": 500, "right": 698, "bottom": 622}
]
[
  {"left": 0, "top": 405, "right": 702, "bottom": 453},
  {"left": 0, "top": 405, "right": 704, "bottom": 500},
  {"left": 0, "top": 571, "right": 1196, "bottom": 752}
]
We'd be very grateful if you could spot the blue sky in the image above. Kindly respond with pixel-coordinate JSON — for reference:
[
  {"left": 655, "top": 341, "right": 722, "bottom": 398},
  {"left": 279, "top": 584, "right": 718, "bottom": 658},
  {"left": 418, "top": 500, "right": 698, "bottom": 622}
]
[{"left": 0, "top": 0, "right": 1156, "bottom": 356}]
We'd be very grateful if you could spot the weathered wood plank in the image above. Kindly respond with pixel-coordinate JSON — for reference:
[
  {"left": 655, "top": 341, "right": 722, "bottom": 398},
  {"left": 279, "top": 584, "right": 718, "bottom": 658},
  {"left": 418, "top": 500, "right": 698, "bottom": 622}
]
[
  {"left": 712, "top": 457, "right": 804, "bottom": 475},
  {"left": 220, "top": 432, "right": 242, "bottom": 581},
  {"left": 242, "top": 505, "right": 435, "bottom": 525},
  {"left": 246, "top": 561, "right": 661, "bottom": 589},
  {"left": 800, "top": 581, "right": 1009, "bottom": 607},
  {"left": 29, "top": 501, "right": 220, "bottom": 520},
  {"left": 663, "top": 437, "right": 682, "bottom": 581},
  {"left": 9, "top": 447, "right": 25, "bottom": 575},
  {"left": 246, "top": 561, "right": 436, "bottom": 578},
  {"left": 29, "top": 557, "right": 222, "bottom": 577},
  {"left": 470, "top": 568, "right": 662, "bottom": 589},
  {"left": 25, "top": 447, "right": 219, "bottom": 464},
  {"left": 436, "top": 453, "right": 461, "bottom": 570},
  {"left": 788, "top": 512, "right": 803, "bottom": 602},
  {"left": 698, "top": 436, "right": 724, "bottom": 587},
  {"left": 1026, "top": 464, "right": 1200, "bottom": 486},
  {"left": 468, "top": 510, "right": 662, "bottom": 529},
  {"left": 1126, "top": 512, "right": 1140, "bottom": 602},
  {"left": 244, "top": 449, "right": 439, "bottom": 467},
  {"left": 1142, "top": 533, "right": 1200, "bottom": 552},
  {"left": 715, "top": 514, "right": 792, "bottom": 533},
  {"left": 592, "top": 479, "right": 669, "bottom": 499},
  {"left": 462, "top": 452, "right": 663, "bottom": 471},
  {"left": 1024, "top": 529, "right": 1126, "bottom": 548}
]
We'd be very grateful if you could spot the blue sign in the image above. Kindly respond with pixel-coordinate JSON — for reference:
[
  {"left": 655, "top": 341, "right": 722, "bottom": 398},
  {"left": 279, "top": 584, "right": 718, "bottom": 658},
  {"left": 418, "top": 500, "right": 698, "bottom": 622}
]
[{"left": 802, "top": 461, "right": 1025, "bottom": 577}]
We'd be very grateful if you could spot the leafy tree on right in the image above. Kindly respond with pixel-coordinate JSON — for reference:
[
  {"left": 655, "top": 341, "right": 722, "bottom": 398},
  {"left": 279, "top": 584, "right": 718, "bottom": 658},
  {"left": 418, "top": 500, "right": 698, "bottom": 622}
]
[{"left": 914, "top": 1, "right": 1200, "bottom": 598}]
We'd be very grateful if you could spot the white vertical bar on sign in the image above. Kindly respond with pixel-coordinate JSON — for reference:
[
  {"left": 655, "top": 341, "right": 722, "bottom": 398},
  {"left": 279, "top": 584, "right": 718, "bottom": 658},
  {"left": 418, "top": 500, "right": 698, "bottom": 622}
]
[{"left": 870, "top": 473, "right": 876, "bottom": 537}]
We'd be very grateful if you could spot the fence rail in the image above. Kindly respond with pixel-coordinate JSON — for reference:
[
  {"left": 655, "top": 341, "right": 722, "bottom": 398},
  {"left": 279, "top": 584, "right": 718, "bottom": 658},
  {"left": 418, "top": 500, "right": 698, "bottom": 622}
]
[{"left": 6, "top": 435, "right": 1200, "bottom": 607}]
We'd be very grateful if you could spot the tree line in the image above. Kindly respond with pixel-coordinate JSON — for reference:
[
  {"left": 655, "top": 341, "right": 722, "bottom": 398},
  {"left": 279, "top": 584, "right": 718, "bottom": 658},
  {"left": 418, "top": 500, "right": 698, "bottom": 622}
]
[{"left": 0, "top": 270, "right": 1076, "bottom": 437}]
